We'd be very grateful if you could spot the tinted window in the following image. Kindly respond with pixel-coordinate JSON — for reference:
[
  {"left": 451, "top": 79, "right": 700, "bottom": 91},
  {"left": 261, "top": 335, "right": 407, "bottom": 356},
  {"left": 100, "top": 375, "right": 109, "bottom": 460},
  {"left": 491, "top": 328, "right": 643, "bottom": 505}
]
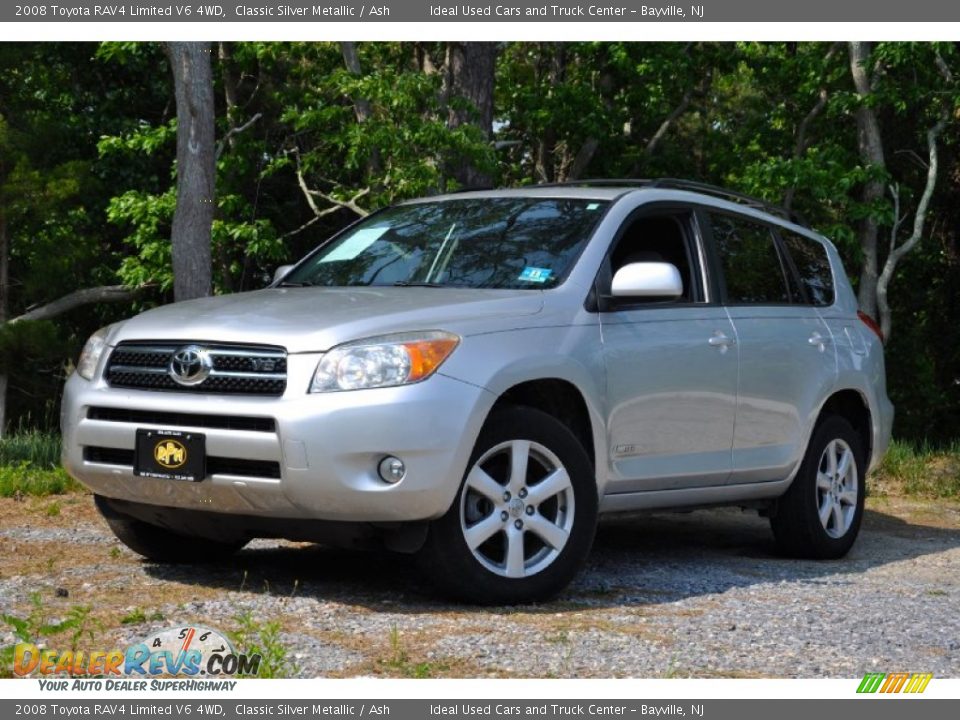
[
  {"left": 283, "top": 198, "right": 608, "bottom": 290},
  {"left": 781, "top": 230, "right": 834, "bottom": 306},
  {"left": 610, "top": 214, "right": 698, "bottom": 303},
  {"left": 710, "top": 213, "right": 790, "bottom": 304}
]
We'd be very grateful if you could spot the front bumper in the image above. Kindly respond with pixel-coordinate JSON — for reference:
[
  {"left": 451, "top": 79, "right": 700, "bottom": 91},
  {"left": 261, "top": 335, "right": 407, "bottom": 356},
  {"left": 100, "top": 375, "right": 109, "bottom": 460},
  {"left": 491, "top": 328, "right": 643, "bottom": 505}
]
[{"left": 61, "top": 352, "right": 494, "bottom": 522}]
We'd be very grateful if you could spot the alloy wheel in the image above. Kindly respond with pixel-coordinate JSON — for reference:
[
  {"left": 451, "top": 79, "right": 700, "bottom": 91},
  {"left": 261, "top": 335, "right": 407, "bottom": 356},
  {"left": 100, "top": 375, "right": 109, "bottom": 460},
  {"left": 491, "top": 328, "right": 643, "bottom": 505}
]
[
  {"left": 459, "top": 439, "right": 575, "bottom": 578},
  {"left": 815, "top": 438, "right": 859, "bottom": 539}
]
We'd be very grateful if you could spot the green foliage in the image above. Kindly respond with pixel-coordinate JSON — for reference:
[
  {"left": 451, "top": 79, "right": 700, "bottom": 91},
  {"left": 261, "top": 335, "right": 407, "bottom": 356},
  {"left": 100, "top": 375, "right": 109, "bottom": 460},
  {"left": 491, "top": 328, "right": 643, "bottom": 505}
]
[
  {"left": 376, "top": 623, "right": 443, "bottom": 678},
  {"left": 0, "top": 322, "right": 75, "bottom": 431},
  {"left": 878, "top": 440, "right": 960, "bottom": 498},
  {"left": 108, "top": 189, "right": 177, "bottom": 290},
  {"left": 0, "top": 592, "right": 99, "bottom": 678},
  {"left": 0, "top": 429, "right": 61, "bottom": 467},
  {"left": 230, "top": 611, "right": 297, "bottom": 679},
  {"left": 0, "top": 431, "right": 80, "bottom": 497},
  {"left": 0, "top": 463, "right": 79, "bottom": 498},
  {"left": 120, "top": 607, "right": 148, "bottom": 625},
  {"left": 2, "top": 41, "right": 960, "bottom": 444}
]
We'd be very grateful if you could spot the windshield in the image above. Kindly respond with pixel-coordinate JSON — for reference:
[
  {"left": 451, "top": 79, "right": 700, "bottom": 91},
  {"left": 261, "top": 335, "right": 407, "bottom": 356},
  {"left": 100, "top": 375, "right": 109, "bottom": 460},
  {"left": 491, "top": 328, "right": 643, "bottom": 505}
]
[{"left": 282, "top": 197, "right": 608, "bottom": 289}]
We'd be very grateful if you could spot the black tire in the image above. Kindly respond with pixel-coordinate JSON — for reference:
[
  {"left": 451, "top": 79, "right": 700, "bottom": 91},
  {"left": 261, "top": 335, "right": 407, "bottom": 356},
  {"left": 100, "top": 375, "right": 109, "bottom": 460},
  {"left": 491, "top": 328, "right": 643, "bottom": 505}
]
[
  {"left": 770, "top": 415, "right": 866, "bottom": 559},
  {"left": 419, "top": 407, "right": 598, "bottom": 605},
  {"left": 94, "top": 495, "right": 247, "bottom": 563}
]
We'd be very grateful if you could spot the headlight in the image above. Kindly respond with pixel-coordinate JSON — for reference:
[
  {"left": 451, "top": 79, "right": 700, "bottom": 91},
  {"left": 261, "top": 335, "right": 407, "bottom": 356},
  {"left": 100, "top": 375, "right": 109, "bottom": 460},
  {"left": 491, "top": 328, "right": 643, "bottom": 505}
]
[
  {"left": 76, "top": 326, "right": 113, "bottom": 381},
  {"left": 309, "top": 331, "right": 460, "bottom": 393}
]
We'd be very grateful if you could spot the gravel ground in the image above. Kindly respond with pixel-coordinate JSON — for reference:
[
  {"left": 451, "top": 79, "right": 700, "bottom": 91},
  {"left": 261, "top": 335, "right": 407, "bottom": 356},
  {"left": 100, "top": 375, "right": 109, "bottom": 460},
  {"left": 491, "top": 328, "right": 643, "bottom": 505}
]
[{"left": 1, "top": 493, "right": 958, "bottom": 678}]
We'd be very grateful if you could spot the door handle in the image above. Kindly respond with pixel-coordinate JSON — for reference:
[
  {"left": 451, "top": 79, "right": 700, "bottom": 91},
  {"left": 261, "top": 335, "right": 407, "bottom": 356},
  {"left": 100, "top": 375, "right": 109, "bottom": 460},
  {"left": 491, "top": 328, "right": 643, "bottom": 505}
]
[
  {"left": 808, "top": 332, "right": 830, "bottom": 351},
  {"left": 708, "top": 332, "right": 735, "bottom": 351}
]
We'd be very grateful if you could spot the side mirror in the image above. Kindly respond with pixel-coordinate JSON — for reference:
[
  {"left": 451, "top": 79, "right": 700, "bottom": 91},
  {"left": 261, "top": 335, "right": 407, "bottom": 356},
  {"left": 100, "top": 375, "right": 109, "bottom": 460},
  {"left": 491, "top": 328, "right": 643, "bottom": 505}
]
[
  {"left": 272, "top": 264, "right": 294, "bottom": 285},
  {"left": 610, "top": 262, "right": 683, "bottom": 299}
]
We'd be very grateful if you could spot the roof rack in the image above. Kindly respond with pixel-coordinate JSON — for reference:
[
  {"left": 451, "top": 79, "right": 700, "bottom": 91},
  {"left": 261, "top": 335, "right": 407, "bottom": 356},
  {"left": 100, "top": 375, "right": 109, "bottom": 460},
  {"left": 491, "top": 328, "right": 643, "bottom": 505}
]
[
  {"left": 535, "top": 178, "right": 805, "bottom": 226},
  {"left": 447, "top": 184, "right": 496, "bottom": 194}
]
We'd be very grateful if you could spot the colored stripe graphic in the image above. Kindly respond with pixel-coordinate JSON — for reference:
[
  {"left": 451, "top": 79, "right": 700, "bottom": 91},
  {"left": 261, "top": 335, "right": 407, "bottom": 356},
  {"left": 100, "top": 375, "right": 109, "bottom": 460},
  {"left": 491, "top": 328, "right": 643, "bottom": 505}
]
[
  {"left": 857, "top": 672, "right": 932, "bottom": 694},
  {"left": 905, "top": 673, "right": 933, "bottom": 693},
  {"left": 857, "top": 673, "right": 886, "bottom": 693},
  {"left": 881, "top": 672, "right": 909, "bottom": 693}
]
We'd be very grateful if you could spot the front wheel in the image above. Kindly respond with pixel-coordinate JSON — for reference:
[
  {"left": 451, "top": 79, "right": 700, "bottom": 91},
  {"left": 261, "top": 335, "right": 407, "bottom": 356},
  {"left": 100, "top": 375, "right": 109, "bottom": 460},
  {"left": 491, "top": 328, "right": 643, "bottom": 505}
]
[
  {"left": 419, "top": 407, "right": 598, "bottom": 604},
  {"left": 770, "top": 415, "right": 866, "bottom": 559}
]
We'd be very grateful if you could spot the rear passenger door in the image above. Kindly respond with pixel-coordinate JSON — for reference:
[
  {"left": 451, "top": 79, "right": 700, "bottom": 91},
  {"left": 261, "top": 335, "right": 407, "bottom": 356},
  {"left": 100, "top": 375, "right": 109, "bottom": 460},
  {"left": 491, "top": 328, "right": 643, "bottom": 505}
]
[{"left": 706, "top": 212, "right": 837, "bottom": 485}]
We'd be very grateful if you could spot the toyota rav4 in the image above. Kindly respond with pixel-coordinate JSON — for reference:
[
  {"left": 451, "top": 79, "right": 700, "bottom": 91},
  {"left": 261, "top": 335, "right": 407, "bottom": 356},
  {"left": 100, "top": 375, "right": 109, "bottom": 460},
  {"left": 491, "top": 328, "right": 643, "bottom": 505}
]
[{"left": 62, "top": 180, "right": 894, "bottom": 604}]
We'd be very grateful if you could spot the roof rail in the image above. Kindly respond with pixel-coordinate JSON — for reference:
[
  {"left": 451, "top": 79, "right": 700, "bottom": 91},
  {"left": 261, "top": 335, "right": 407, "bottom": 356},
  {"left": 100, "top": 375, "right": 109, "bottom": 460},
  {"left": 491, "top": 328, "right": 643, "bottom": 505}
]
[
  {"left": 535, "top": 178, "right": 805, "bottom": 225},
  {"left": 447, "top": 184, "right": 496, "bottom": 194}
]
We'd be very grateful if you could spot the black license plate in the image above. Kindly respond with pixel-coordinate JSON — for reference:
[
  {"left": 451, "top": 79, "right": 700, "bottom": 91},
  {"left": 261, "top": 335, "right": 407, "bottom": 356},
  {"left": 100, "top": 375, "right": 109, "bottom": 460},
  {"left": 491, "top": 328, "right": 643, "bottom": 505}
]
[{"left": 135, "top": 429, "right": 206, "bottom": 482}]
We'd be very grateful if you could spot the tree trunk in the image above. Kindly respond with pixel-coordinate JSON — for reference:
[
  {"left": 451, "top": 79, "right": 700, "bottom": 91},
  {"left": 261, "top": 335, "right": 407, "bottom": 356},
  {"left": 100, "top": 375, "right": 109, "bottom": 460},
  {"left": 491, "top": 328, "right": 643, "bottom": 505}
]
[
  {"left": 848, "top": 42, "right": 887, "bottom": 319},
  {"left": 165, "top": 42, "right": 215, "bottom": 302},
  {"left": 0, "top": 210, "right": 8, "bottom": 435},
  {"left": 0, "top": 283, "right": 147, "bottom": 436},
  {"left": 875, "top": 114, "right": 947, "bottom": 341},
  {"left": 534, "top": 44, "right": 565, "bottom": 183},
  {"left": 8, "top": 285, "right": 144, "bottom": 325},
  {"left": 218, "top": 41, "right": 240, "bottom": 134},
  {"left": 444, "top": 42, "right": 497, "bottom": 188},
  {"left": 217, "top": 42, "right": 240, "bottom": 294},
  {"left": 340, "top": 42, "right": 383, "bottom": 178}
]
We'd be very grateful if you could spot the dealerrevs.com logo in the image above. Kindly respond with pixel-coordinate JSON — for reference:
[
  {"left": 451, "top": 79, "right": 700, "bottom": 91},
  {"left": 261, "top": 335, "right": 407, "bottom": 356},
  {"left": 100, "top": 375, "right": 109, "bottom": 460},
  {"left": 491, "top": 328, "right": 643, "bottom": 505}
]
[
  {"left": 857, "top": 672, "right": 933, "bottom": 694},
  {"left": 14, "top": 625, "right": 261, "bottom": 680}
]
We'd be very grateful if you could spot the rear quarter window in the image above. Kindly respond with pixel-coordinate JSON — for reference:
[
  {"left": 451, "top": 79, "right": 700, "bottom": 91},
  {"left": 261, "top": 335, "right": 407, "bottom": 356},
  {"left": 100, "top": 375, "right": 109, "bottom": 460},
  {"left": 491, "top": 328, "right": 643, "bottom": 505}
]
[
  {"left": 709, "top": 213, "right": 791, "bottom": 304},
  {"left": 780, "top": 230, "right": 835, "bottom": 306}
]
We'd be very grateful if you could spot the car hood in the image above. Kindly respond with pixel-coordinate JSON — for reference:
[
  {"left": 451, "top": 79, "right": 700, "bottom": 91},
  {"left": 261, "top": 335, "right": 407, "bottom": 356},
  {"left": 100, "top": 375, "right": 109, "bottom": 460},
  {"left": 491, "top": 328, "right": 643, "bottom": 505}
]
[{"left": 110, "top": 287, "right": 545, "bottom": 353}]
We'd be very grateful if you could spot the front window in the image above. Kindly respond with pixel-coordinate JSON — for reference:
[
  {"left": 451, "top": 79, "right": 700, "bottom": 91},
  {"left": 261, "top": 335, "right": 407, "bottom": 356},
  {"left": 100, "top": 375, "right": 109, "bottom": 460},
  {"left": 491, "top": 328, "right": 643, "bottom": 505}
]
[{"left": 282, "top": 197, "right": 608, "bottom": 290}]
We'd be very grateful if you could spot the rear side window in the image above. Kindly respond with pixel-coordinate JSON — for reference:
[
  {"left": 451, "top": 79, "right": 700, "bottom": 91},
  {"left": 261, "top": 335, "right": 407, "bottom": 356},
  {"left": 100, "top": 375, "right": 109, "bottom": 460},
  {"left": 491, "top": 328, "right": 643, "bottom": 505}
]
[
  {"left": 780, "top": 230, "right": 835, "bottom": 306},
  {"left": 709, "top": 213, "right": 791, "bottom": 304}
]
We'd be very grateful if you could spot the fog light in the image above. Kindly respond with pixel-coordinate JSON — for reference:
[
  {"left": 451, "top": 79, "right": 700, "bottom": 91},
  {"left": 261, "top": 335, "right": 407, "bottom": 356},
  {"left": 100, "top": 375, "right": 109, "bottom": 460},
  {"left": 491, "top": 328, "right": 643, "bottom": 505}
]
[{"left": 378, "top": 456, "right": 406, "bottom": 483}]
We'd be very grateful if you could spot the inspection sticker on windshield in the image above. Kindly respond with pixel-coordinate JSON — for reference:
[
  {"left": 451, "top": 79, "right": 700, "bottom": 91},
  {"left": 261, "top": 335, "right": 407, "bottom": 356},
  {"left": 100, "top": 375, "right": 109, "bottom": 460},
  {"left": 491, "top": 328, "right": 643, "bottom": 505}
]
[
  {"left": 518, "top": 267, "right": 552, "bottom": 283},
  {"left": 319, "top": 227, "right": 388, "bottom": 263}
]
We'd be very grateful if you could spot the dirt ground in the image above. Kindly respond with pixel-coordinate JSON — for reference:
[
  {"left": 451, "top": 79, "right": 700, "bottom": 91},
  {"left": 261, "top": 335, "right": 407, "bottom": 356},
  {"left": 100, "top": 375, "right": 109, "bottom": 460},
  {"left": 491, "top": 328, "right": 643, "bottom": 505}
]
[{"left": 1, "top": 491, "right": 958, "bottom": 678}]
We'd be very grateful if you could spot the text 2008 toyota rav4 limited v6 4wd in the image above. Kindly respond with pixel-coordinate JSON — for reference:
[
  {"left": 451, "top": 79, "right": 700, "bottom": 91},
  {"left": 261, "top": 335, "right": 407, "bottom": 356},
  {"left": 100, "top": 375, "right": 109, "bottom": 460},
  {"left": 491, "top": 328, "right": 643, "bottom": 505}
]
[{"left": 62, "top": 180, "right": 893, "bottom": 604}]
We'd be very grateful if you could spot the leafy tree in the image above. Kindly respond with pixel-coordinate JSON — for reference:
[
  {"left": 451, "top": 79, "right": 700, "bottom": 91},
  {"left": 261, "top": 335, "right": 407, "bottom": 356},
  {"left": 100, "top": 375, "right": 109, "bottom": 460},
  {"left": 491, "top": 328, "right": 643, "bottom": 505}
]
[{"left": 1, "top": 40, "right": 960, "bottom": 444}]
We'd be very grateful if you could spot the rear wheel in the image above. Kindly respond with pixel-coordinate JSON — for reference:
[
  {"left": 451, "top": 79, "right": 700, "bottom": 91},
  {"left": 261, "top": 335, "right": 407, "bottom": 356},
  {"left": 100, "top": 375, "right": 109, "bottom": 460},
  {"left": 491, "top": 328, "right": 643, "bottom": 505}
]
[
  {"left": 420, "top": 407, "right": 598, "bottom": 604},
  {"left": 770, "top": 415, "right": 865, "bottom": 559},
  {"left": 95, "top": 495, "right": 247, "bottom": 563}
]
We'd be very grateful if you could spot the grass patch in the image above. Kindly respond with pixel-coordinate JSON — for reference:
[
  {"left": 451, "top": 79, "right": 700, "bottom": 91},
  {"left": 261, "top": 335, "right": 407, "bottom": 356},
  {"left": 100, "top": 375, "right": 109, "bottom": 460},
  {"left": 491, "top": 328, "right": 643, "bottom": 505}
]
[
  {"left": 374, "top": 624, "right": 450, "bottom": 678},
  {"left": 0, "top": 430, "right": 61, "bottom": 467},
  {"left": 230, "top": 611, "right": 299, "bottom": 679},
  {"left": 120, "top": 607, "right": 148, "bottom": 625},
  {"left": 0, "top": 432, "right": 81, "bottom": 498},
  {"left": 876, "top": 440, "right": 960, "bottom": 498},
  {"left": 0, "top": 462, "right": 80, "bottom": 498},
  {"left": 0, "top": 591, "right": 99, "bottom": 678}
]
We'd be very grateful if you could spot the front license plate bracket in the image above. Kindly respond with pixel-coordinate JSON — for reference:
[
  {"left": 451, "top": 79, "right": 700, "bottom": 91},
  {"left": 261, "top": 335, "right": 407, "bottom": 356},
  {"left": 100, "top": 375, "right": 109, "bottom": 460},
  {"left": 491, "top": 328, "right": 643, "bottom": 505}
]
[{"left": 134, "top": 429, "right": 206, "bottom": 482}]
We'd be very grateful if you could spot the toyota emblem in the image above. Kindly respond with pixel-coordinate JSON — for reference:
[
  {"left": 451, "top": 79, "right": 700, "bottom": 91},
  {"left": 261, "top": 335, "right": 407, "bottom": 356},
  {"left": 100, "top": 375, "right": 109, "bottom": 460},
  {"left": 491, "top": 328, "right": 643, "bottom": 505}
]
[{"left": 168, "top": 345, "right": 213, "bottom": 386}]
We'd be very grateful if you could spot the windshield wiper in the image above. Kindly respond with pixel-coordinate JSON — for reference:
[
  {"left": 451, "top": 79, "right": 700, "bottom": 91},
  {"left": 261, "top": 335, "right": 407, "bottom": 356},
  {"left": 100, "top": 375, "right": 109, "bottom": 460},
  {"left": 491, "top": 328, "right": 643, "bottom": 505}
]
[
  {"left": 276, "top": 280, "right": 312, "bottom": 287},
  {"left": 392, "top": 281, "right": 447, "bottom": 288}
]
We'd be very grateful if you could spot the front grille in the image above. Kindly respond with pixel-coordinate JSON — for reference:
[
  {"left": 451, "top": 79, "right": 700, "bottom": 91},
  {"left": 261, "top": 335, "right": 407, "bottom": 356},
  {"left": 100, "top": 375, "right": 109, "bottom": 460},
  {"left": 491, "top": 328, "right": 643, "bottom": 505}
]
[
  {"left": 87, "top": 407, "right": 275, "bottom": 433},
  {"left": 106, "top": 342, "right": 287, "bottom": 396},
  {"left": 83, "top": 447, "right": 281, "bottom": 480}
]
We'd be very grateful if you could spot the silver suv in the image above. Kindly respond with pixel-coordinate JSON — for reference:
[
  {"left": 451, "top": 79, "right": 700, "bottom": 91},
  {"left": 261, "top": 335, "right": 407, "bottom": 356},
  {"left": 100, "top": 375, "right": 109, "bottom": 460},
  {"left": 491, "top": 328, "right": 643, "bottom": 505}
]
[{"left": 62, "top": 181, "right": 893, "bottom": 604}]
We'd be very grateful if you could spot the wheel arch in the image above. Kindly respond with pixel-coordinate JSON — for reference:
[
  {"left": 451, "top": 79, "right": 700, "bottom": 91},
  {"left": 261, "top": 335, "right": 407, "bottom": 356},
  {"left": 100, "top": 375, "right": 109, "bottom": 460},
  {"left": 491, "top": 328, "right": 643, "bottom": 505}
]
[
  {"left": 490, "top": 378, "right": 603, "bottom": 481},
  {"left": 814, "top": 388, "right": 873, "bottom": 467}
]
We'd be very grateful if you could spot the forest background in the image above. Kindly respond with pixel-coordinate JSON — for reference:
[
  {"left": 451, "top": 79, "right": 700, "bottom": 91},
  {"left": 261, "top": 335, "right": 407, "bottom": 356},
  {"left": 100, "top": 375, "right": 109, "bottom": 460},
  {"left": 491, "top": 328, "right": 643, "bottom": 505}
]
[{"left": 0, "top": 41, "right": 957, "bottom": 456}]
